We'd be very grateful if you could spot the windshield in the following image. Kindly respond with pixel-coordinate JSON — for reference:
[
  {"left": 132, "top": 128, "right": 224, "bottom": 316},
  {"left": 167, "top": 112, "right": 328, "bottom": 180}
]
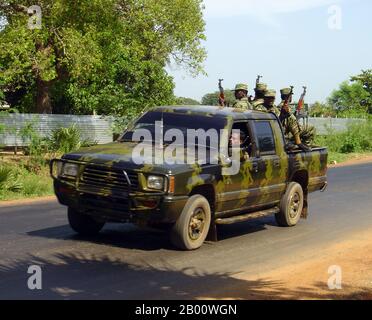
[{"left": 120, "top": 111, "right": 227, "bottom": 148}]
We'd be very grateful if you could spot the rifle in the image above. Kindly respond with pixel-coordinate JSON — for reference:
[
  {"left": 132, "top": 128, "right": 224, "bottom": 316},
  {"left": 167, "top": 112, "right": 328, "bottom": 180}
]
[
  {"left": 256, "top": 75, "right": 262, "bottom": 87},
  {"left": 296, "top": 86, "right": 307, "bottom": 117},
  {"left": 218, "top": 79, "right": 225, "bottom": 107}
]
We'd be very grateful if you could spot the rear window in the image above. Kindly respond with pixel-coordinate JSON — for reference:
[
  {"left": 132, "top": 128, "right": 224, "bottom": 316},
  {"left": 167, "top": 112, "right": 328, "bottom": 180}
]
[{"left": 254, "top": 121, "right": 276, "bottom": 155}]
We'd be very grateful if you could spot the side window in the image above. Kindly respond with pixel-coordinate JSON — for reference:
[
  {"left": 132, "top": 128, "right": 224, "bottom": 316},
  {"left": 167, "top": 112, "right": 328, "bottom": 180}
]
[
  {"left": 229, "top": 121, "right": 252, "bottom": 158},
  {"left": 254, "top": 121, "right": 276, "bottom": 155}
]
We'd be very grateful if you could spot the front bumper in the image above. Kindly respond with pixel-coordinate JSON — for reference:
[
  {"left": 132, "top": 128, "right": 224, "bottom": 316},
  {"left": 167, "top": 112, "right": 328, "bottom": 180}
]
[{"left": 53, "top": 179, "right": 188, "bottom": 224}]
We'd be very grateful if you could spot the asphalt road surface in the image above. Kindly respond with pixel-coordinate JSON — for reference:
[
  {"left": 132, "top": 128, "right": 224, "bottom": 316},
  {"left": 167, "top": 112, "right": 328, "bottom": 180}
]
[{"left": 1, "top": 163, "right": 372, "bottom": 299}]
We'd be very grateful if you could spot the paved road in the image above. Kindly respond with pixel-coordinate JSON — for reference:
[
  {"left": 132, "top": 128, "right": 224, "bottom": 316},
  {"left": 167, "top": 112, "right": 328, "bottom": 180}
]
[{"left": 1, "top": 163, "right": 372, "bottom": 299}]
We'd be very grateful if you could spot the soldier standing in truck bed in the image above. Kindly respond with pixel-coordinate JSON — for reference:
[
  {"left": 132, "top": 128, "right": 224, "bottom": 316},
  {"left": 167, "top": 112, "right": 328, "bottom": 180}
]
[
  {"left": 277, "top": 87, "right": 310, "bottom": 150},
  {"left": 251, "top": 82, "right": 268, "bottom": 109},
  {"left": 255, "top": 89, "right": 280, "bottom": 114},
  {"left": 257, "top": 89, "right": 310, "bottom": 152},
  {"left": 231, "top": 84, "right": 253, "bottom": 110}
]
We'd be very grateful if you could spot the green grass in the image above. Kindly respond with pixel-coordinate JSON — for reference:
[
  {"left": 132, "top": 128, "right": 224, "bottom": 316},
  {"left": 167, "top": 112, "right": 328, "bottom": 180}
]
[
  {"left": 0, "top": 159, "right": 53, "bottom": 201},
  {"left": 315, "top": 120, "right": 372, "bottom": 154}
]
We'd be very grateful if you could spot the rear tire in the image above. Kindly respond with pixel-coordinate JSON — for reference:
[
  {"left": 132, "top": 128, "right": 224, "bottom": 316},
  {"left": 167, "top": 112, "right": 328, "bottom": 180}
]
[
  {"left": 275, "top": 182, "right": 304, "bottom": 227},
  {"left": 68, "top": 207, "right": 105, "bottom": 236},
  {"left": 170, "top": 195, "right": 211, "bottom": 250}
]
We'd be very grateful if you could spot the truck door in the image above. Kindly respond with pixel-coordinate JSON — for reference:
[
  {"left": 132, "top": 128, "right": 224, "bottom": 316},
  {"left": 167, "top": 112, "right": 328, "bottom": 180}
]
[
  {"left": 217, "top": 121, "right": 263, "bottom": 213},
  {"left": 251, "top": 119, "right": 288, "bottom": 206}
]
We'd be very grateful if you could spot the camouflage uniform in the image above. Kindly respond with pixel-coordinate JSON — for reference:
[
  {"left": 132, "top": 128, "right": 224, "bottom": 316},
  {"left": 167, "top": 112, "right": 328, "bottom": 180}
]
[
  {"left": 255, "top": 89, "right": 280, "bottom": 115},
  {"left": 278, "top": 88, "right": 301, "bottom": 139},
  {"left": 232, "top": 84, "right": 253, "bottom": 110},
  {"left": 252, "top": 83, "right": 267, "bottom": 110}
]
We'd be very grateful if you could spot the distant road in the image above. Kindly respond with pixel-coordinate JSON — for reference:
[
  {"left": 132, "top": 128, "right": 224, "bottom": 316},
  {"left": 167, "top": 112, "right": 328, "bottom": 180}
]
[{"left": 1, "top": 163, "right": 372, "bottom": 299}]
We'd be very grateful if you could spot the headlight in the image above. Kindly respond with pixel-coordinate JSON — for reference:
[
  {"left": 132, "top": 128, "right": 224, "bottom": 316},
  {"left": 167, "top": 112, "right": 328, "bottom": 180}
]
[
  {"left": 147, "top": 175, "right": 165, "bottom": 190},
  {"left": 56, "top": 161, "right": 63, "bottom": 176},
  {"left": 51, "top": 160, "right": 64, "bottom": 179},
  {"left": 62, "top": 163, "right": 79, "bottom": 177}
]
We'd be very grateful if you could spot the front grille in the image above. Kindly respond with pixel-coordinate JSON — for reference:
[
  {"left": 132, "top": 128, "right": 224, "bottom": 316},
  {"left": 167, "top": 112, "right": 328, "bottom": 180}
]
[{"left": 78, "top": 165, "right": 139, "bottom": 195}]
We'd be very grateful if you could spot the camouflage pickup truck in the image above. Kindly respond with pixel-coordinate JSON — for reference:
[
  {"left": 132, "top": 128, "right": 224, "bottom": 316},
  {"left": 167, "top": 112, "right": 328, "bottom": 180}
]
[{"left": 51, "top": 106, "right": 328, "bottom": 250}]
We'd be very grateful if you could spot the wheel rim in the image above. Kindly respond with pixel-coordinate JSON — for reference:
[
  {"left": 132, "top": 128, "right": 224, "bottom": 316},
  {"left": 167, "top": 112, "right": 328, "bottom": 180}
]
[
  {"left": 289, "top": 192, "right": 301, "bottom": 219},
  {"left": 188, "top": 207, "right": 206, "bottom": 241}
]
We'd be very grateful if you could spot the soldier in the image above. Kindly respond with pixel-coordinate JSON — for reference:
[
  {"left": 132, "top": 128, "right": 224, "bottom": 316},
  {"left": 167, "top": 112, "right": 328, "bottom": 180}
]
[
  {"left": 278, "top": 87, "right": 310, "bottom": 151},
  {"left": 257, "top": 89, "right": 310, "bottom": 152},
  {"left": 232, "top": 84, "right": 253, "bottom": 110},
  {"left": 229, "top": 130, "right": 250, "bottom": 161},
  {"left": 256, "top": 89, "right": 280, "bottom": 115},
  {"left": 251, "top": 82, "right": 268, "bottom": 109},
  {"left": 278, "top": 87, "right": 294, "bottom": 113}
]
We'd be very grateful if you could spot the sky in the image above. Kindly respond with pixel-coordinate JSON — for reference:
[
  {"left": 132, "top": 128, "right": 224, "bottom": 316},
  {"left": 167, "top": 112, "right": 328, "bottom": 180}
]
[{"left": 168, "top": 0, "right": 372, "bottom": 103}]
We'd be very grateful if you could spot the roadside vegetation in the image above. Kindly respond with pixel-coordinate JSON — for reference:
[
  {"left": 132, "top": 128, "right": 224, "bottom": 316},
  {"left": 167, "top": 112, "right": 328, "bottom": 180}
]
[
  {"left": 0, "top": 123, "right": 95, "bottom": 201},
  {"left": 315, "top": 120, "right": 372, "bottom": 164}
]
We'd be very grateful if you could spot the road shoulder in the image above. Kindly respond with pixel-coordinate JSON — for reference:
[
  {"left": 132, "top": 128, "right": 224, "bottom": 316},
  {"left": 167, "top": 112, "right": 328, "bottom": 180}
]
[
  {"left": 0, "top": 195, "right": 57, "bottom": 208},
  {"left": 329, "top": 154, "right": 372, "bottom": 168},
  {"left": 199, "top": 228, "right": 372, "bottom": 300}
]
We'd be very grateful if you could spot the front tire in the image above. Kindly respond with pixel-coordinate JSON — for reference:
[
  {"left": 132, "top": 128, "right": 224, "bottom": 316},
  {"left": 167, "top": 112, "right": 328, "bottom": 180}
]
[
  {"left": 275, "top": 182, "right": 304, "bottom": 227},
  {"left": 170, "top": 195, "right": 211, "bottom": 250},
  {"left": 68, "top": 207, "right": 105, "bottom": 236}
]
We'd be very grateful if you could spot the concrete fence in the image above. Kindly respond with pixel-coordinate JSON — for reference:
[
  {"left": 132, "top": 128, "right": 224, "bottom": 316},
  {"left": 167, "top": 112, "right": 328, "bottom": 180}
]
[
  {"left": 0, "top": 113, "right": 115, "bottom": 147},
  {"left": 0, "top": 113, "right": 367, "bottom": 147},
  {"left": 305, "top": 117, "right": 366, "bottom": 135}
]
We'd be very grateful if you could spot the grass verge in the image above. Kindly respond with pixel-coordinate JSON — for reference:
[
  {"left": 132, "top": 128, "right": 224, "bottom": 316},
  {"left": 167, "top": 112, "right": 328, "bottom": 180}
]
[{"left": 0, "top": 155, "right": 53, "bottom": 201}]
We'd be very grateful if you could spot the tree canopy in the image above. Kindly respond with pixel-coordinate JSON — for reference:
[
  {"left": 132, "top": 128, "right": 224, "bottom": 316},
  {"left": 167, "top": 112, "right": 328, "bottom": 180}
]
[
  {"left": 174, "top": 96, "right": 200, "bottom": 105},
  {"left": 0, "top": 0, "right": 206, "bottom": 115},
  {"left": 350, "top": 69, "right": 372, "bottom": 113},
  {"left": 328, "top": 81, "right": 370, "bottom": 114},
  {"left": 201, "top": 89, "right": 236, "bottom": 106}
]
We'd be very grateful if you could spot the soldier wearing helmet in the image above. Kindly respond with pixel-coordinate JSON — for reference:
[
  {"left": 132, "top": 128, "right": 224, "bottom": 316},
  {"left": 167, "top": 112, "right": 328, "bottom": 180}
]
[
  {"left": 252, "top": 82, "right": 268, "bottom": 109},
  {"left": 231, "top": 83, "right": 253, "bottom": 110},
  {"left": 277, "top": 87, "right": 310, "bottom": 151}
]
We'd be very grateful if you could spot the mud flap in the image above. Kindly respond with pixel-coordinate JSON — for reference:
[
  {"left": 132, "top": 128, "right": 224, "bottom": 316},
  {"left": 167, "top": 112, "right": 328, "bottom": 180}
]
[{"left": 301, "top": 192, "right": 309, "bottom": 219}]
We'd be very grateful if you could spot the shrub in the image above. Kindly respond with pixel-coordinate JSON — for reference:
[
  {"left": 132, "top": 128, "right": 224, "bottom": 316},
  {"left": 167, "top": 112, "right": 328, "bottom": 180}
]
[
  {"left": 48, "top": 125, "right": 82, "bottom": 154},
  {"left": 19, "top": 122, "right": 49, "bottom": 158},
  {"left": 0, "top": 166, "right": 23, "bottom": 193}
]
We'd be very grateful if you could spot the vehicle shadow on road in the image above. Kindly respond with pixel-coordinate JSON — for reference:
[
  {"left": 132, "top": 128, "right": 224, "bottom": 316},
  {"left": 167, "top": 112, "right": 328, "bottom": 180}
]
[
  {"left": 217, "top": 216, "right": 277, "bottom": 241},
  {"left": 27, "top": 223, "right": 176, "bottom": 251},
  {"left": 26, "top": 216, "right": 277, "bottom": 251},
  {"left": 0, "top": 251, "right": 370, "bottom": 300}
]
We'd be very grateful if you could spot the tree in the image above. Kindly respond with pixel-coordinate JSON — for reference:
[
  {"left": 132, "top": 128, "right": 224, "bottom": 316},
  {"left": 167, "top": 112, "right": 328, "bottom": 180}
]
[
  {"left": 202, "top": 90, "right": 235, "bottom": 106},
  {"left": 351, "top": 69, "right": 372, "bottom": 113},
  {"left": 174, "top": 97, "right": 200, "bottom": 105},
  {"left": 308, "top": 101, "right": 336, "bottom": 118},
  {"left": 327, "top": 81, "right": 370, "bottom": 114},
  {"left": 0, "top": 0, "right": 206, "bottom": 114}
]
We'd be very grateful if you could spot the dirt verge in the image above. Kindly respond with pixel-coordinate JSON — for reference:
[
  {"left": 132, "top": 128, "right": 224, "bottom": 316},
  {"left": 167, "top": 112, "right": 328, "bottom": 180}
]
[
  {"left": 199, "top": 228, "right": 372, "bottom": 300},
  {"left": 329, "top": 155, "right": 372, "bottom": 168}
]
